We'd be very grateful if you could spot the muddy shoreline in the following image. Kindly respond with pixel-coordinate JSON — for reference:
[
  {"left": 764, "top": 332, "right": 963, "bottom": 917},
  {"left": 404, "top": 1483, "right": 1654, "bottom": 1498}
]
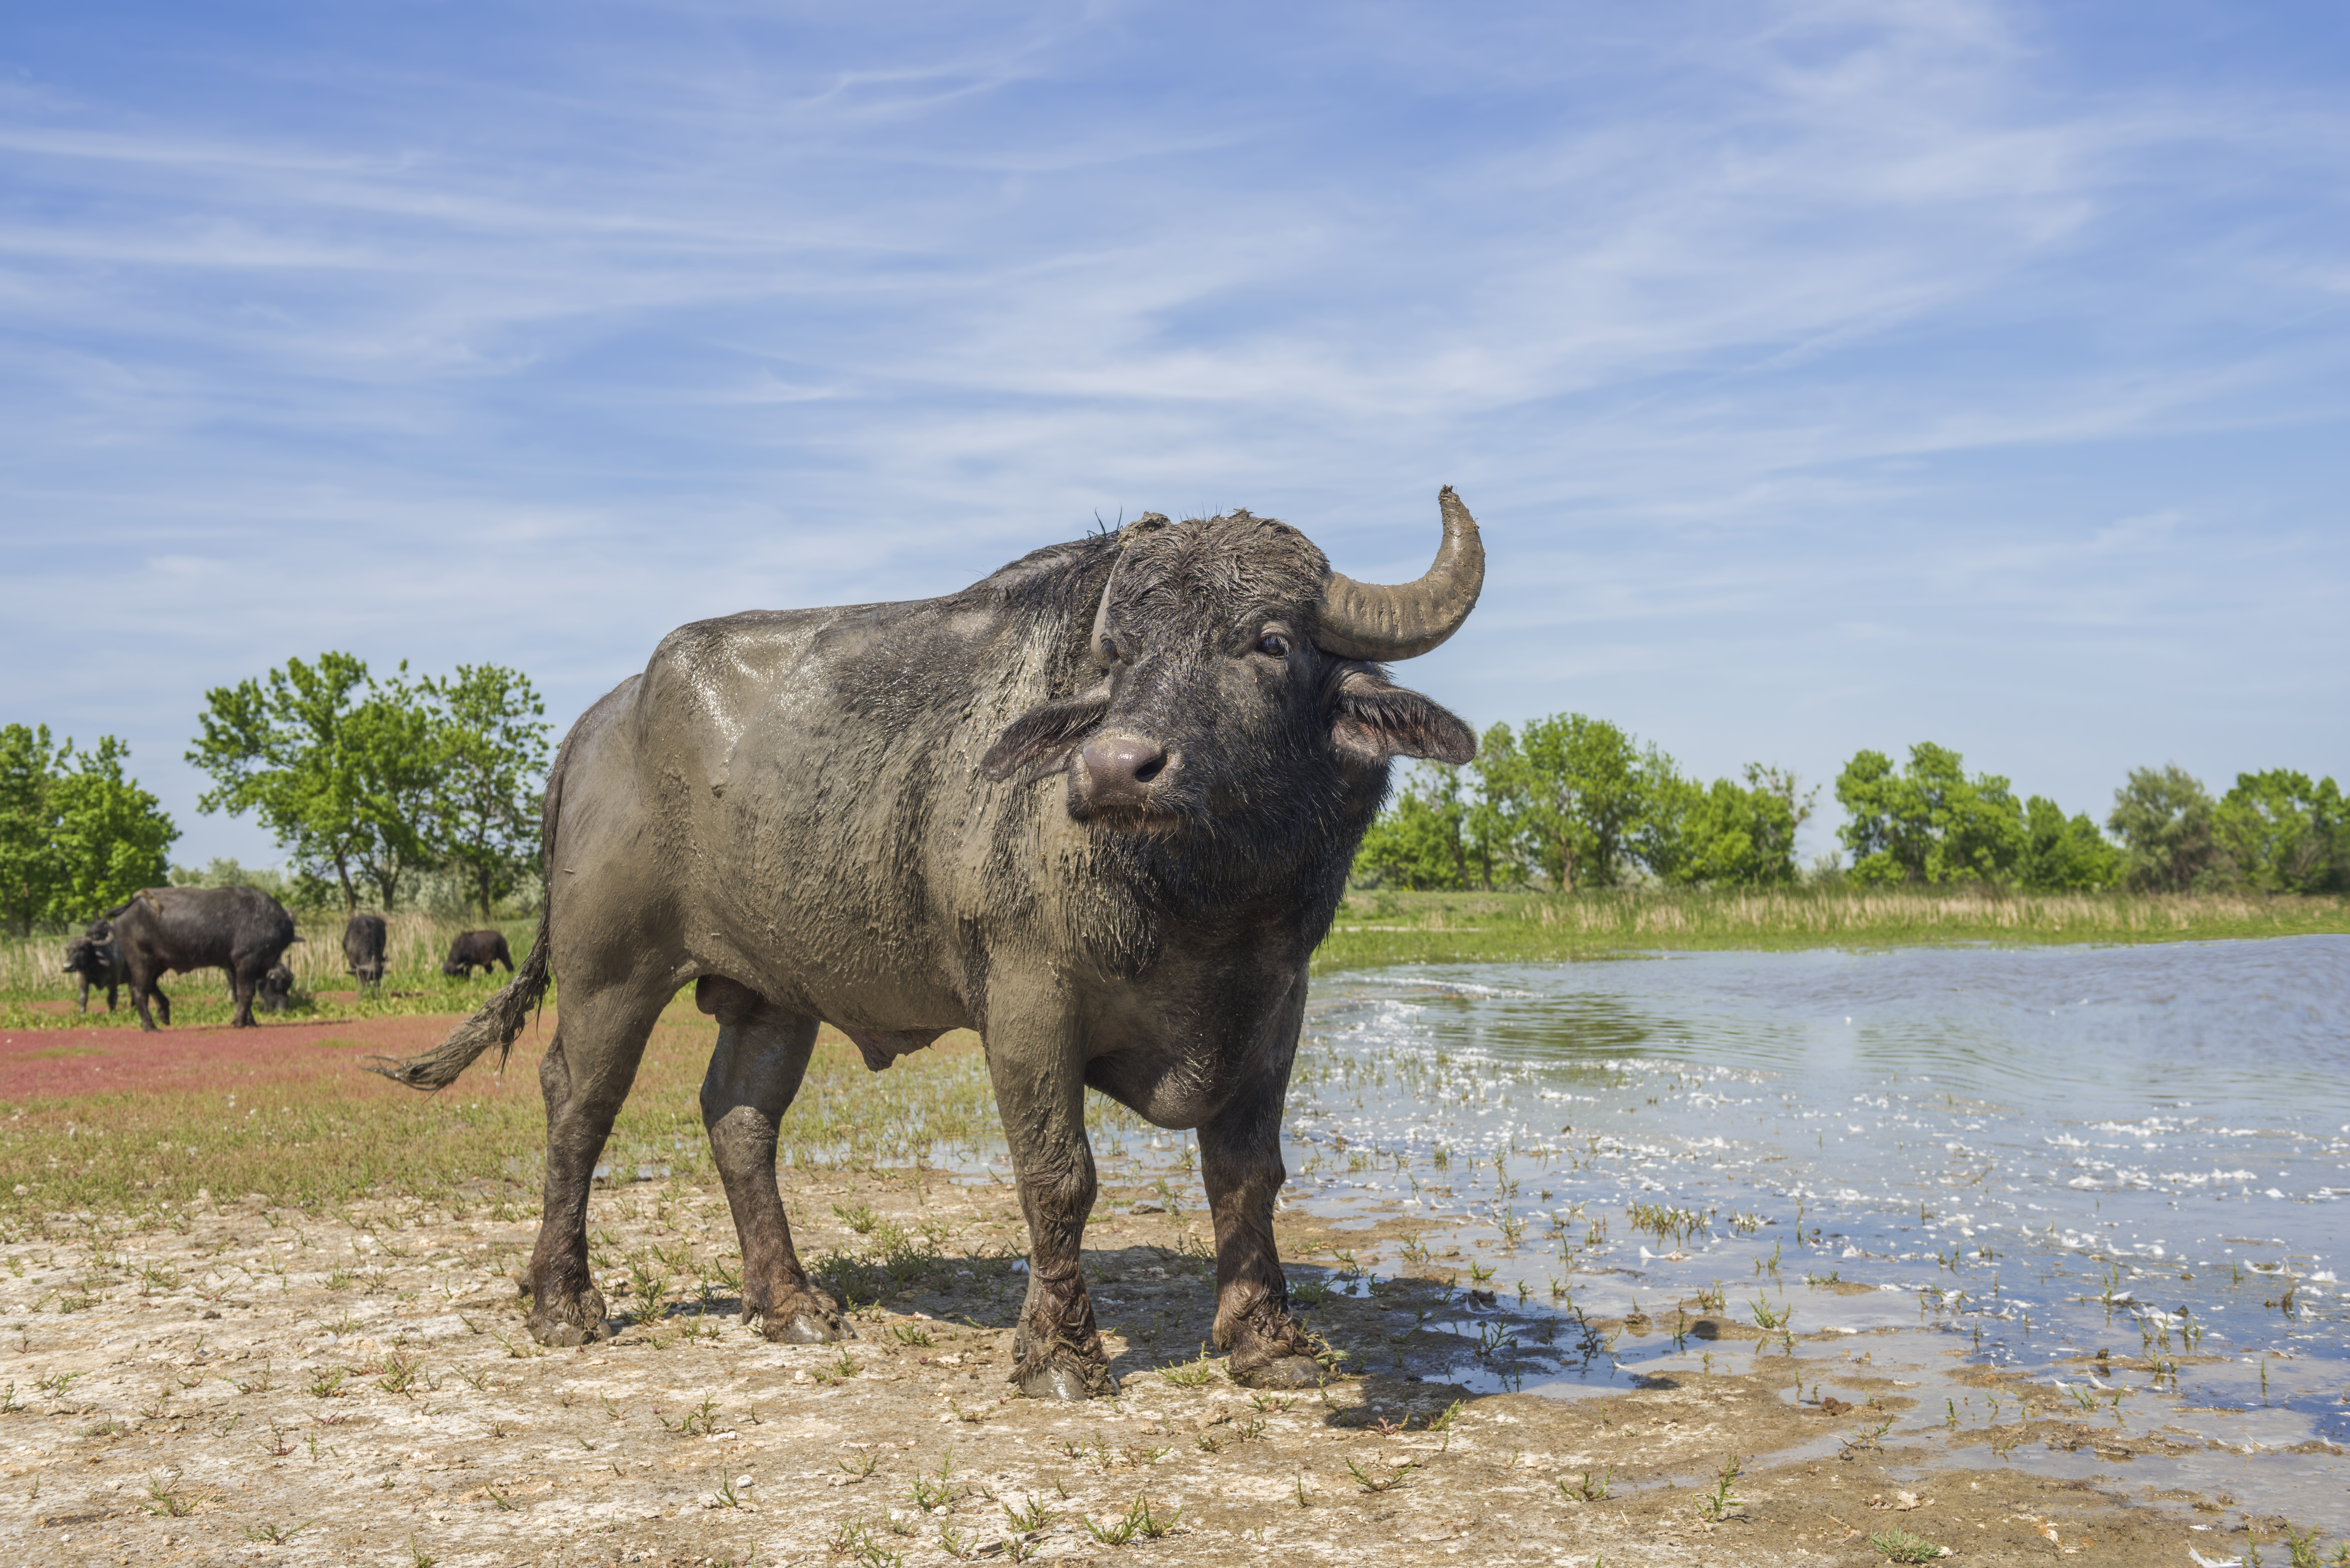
[{"left": 0, "top": 1166, "right": 2286, "bottom": 1567}]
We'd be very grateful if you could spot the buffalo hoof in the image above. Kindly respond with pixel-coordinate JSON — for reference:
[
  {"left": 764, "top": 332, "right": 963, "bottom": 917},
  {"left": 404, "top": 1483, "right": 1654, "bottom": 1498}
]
[
  {"left": 527, "top": 1285, "right": 613, "bottom": 1346},
  {"left": 534, "top": 1317, "right": 615, "bottom": 1348},
  {"left": 1017, "top": 1358, "right": 1118, "bottom": 1401},
  {"left": 759, "top": 1308, "right": 844, "bottom": 1345},
  {"left": 750, "top": 1290, "right": 846, "bottom": 1344},
  {"left": 1233, "top": 1353, "right": 1323, "bottom": 1391}
]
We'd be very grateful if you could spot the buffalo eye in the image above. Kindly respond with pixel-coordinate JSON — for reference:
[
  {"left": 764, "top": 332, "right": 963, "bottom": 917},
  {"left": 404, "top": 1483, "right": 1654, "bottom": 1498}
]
[
  {"left": 1255, "top": 632, "right": 1292, "bottom": 659},
  {"left": 1098, "top": 634, "right": 1123, "bottom": 664}
]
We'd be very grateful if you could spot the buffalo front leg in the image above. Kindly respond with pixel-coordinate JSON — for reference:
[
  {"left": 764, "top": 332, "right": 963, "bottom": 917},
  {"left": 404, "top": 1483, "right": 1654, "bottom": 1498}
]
[
  {"left": 696, "top": 978, "right": 843, "bottom": 1343},
  {"left": 524, "top": 991, "right": 663, "bottom": 1345},
  {"left": 1199, "top": 1080, "right": 1323, "bottom": 1390},
  {"left": 987, "top": 1001, "right": 1114, "bottom": 1400}
]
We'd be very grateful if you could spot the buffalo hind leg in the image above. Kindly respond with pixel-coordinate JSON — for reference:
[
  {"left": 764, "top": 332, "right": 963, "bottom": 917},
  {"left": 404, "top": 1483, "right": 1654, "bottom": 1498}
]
[
  {"left": 696, "top": 976, "right": 843, "bottom": 1343},
  {"left": 228, "top": 957, "right": 262, "bottom": 1028},
  {"left": 524, "top": 987, "right": 665, "bottom": 1345},
  {"left": 1200, "top": 1086, "right": 1323, "bottom": 1390},
  {"left": 129, "top": 970, "right": 170, "bottom": 1031},
  {"left": 987, "top": 999, "right": 1115, "bottom": 1400}
]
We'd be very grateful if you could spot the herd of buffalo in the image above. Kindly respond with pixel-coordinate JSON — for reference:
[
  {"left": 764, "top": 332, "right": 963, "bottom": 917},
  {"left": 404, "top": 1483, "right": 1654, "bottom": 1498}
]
[{"left": 58, "top": 884, "right": 515, "bottom": 1030}]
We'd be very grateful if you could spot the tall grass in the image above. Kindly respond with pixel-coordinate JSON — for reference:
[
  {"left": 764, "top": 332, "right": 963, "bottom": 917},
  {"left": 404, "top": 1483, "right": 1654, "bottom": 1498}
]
[{"left": 1316, "top": 885, "right": 2350, "bottom": 968}]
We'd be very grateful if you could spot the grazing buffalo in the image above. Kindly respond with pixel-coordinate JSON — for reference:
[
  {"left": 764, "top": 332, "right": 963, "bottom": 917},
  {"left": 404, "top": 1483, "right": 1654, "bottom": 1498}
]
[
  {"left": 106, "top": 885, "right": 301, "bottom": 1030},
  {"left": 258, "top": 961, "right": 297, "bottom": 1014},
  {"left": 344, "top": 912, "right": 389, "bottom": 991},
  {"left": 442, "top": 930, "right": 514, "bottom": 979},
  {"left": 383, "top": 491, "right": 1483, "bottom": 1398},
  {"left": 62, "top": 926, "right": 129, "bottom": 1012}
]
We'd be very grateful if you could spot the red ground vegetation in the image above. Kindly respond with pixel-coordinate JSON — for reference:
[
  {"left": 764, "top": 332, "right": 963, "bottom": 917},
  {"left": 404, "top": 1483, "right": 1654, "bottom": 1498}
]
[{"left": 0, "top": 1011, "right": 549, "bottom": 1103}]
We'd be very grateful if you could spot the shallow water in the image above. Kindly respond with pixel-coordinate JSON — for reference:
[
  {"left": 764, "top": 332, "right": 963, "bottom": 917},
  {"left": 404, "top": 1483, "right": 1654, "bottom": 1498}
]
[{"left": 1277, "top": 936, "right": 2350, "bottom": 1528}]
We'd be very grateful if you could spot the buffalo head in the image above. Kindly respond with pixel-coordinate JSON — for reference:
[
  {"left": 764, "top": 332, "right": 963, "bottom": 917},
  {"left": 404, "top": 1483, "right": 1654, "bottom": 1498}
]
[{"left": 981, "top": 489, "right": 1481, "bottom": 833}]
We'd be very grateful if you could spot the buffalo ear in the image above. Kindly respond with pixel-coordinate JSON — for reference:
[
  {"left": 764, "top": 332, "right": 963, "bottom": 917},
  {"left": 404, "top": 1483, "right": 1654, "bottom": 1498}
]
[
  {"left": 982, "top": 693, "right": 1109, "bottom": 783},
  {"left": 1330, "top": 668, "right": 1476, "bottom": 765}
]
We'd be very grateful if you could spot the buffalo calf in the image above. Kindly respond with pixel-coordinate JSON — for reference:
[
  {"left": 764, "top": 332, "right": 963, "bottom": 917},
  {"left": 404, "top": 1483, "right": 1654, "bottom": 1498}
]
[{"left": 258, "top": 962, "right": 297, "bottom": 1013}]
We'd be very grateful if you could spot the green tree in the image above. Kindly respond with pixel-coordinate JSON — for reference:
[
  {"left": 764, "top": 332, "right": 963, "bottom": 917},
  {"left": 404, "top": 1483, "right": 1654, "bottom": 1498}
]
[
  {"left": 2106, "top": 765, "right": 2221, "bottom": 893},
  {"left": 1353, "top": 762, "right": 1474, "bottom": 890},
  {"left": 2016, "top": 796, "right": 2119, "bottom": 890},
  {"left": 0, "top": 725, "right": 177, "bottom": 933},
  {"left": 0, "top": 724, "right": 64, "bottom": 935},
  {"left": 188, "top": 653, "right": 441, "bottom": 913},
  {"left": 1516, "top": 713, "right": 1662, "bottom": 891},
  {"left": 46, "top": 736, "right": 177, "bottom": 920},
  {"left": 1663, "top": 765, "right": 1813, "bottom": 887},
  {"left": 417, "top": 664, "right": 553, "bottom": 921},
  {"left": 1836, "top": 743, "right": 2024, "bottom": 885},
  {"left": 2214, "top": 770, "right": 2345, "bottom": 893}
]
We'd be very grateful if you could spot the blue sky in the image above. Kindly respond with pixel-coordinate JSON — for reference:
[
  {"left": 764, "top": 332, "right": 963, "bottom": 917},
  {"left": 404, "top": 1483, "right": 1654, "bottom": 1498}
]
[{"left": 4, "top": 0, "right": 2346, "bottom": 869}]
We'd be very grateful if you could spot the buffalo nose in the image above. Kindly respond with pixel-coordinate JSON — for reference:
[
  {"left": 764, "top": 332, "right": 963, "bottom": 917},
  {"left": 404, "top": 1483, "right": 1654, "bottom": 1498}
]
[{"left": 1079, "top": 734, "right": 1173, "bottom": 807}]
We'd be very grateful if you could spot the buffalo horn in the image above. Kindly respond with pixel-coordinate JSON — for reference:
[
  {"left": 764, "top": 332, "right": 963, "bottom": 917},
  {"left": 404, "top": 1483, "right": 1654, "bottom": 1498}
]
[{"left": 1315, "top": 486, "right": 1485, "bottom": 661}]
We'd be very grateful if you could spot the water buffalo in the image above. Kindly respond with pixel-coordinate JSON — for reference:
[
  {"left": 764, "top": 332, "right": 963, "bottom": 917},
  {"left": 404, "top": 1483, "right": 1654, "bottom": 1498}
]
[
  {"left": 345, "top": 912, "right": 389, "bottom": 991},
  {"left": 382, "top": 490, "right": 1483, "bottom": 1399},
  {"left": 62, "top": 926, "right": 128, "bottom": 1012},
  {"left": 258, "top": 961, "right": 297, "bottom": 1013},
  {"left": 107, "top": 885, "right": 301, "bottom": 1030},
  {"left": 442, "top": 929, "right": 513, "bottom": 979}
]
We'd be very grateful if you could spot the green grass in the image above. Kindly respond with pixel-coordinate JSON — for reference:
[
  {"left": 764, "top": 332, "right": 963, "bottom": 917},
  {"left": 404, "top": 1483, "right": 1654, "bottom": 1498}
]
[
  {"left": 1313, "top": 885, "right": 2350, "bottom": 969},
  {"left": 0, "top": 998, "right": 1037, "bottom": 1220}
]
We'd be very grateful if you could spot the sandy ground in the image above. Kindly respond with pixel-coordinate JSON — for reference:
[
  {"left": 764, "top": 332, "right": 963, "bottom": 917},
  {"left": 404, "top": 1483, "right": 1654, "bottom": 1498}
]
[{"left": 0, "top": 1161, "right": 2285, "bottom": 1568}]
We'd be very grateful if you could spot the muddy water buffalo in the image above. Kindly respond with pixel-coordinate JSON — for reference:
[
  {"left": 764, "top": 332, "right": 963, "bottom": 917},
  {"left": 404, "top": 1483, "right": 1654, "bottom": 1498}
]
[
  {"left": 62, "top": 927, "right": 129, "bottom": 1012},
  {"left": 382, "top": 490, "right": 1483, "bottom": 1398},
  {"left": 442, "top": 929, "right": 513, "bottom": 979},
  {"left": 344, "top": 912, "right": 388, "bottom": 991},
  {"left": 107, "top": 885, "right": 301, "bottom": 1030}
]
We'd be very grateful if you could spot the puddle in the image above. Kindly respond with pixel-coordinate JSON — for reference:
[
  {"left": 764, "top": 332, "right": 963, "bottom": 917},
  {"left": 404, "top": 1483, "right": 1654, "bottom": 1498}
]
[{"left": 1271, "top": 936, "right": 2350, "bottom": 1529}]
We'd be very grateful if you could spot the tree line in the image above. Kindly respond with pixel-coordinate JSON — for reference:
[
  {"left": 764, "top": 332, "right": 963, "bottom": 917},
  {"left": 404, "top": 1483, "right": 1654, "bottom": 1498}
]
[
  {"left": 1354, "top": 717, "right": 2347, "bottom": 896},
  {"left": 10, "top": 678, "right": 2339, "bottom": 935},
  {"left": 0, "top": 653, "right": 551, "bottom": 935}
]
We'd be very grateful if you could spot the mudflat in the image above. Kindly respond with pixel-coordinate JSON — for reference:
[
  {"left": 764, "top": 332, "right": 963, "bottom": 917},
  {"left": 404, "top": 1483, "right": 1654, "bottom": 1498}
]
[{"left": 0, "top": 1165, "right": 2268, "bottom": 1566}]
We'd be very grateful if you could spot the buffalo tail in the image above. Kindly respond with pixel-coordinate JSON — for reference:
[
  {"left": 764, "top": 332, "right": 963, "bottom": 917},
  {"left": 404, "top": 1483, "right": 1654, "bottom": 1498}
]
[{"left": 367, "top": 903, "right": 551, "bottom": 1091}]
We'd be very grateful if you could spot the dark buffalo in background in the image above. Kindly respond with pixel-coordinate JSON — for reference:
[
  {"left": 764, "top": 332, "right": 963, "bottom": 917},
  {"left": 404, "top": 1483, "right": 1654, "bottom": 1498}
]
[
  {"left": 442, "top": 930, "right": 513, "bottom": 979},
  {"left": 62, "top": 924, "right": 129, "bottom": 1012},
  {"left": 258, "top": 961, "right": 297, "bottom": 1013},
  {"left": 385, "top": 489, "right": 1481, "bottom": 1399},
  {"left": 344, "top": 911, "right": 389, "bottom": 991},
  {"left": 106, "top": 885, "right": 301, "bottom": 1030}
]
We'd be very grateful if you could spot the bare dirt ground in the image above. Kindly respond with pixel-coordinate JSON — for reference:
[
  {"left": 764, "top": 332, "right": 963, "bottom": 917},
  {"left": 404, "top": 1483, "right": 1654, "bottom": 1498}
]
[
  {"left": 1, "top": 1180, "right": 2275, "bottom": 1568},
  {"left": 0, "top": 1011, "right": 2299, "bottom": 1566}
]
